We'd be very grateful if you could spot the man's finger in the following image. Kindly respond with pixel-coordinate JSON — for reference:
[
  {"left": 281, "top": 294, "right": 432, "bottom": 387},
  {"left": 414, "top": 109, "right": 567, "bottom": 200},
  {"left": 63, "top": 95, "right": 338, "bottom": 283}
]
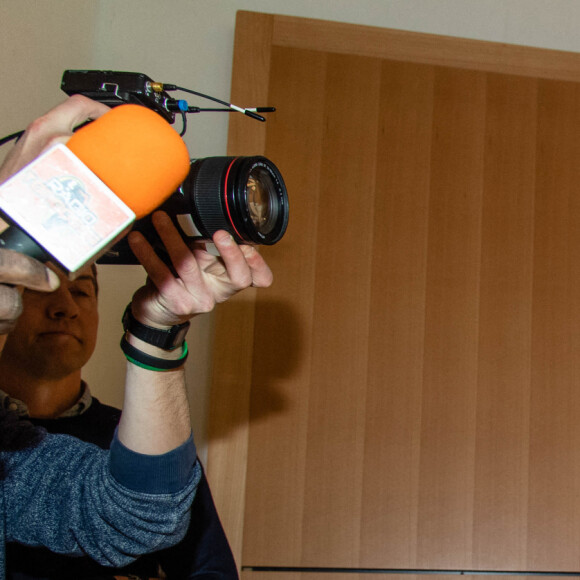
[
  {"left": 212, "top": 232, "right": 273, "bottom": 289},
  {"left": 239, "top": 244, "right": 274, "bottom": 288},
  {"left": 0, "top": 250, "right": 60, "bottom": 292},
  {"left": 28, "top": 94, "right": 109, "bottom": 139},
  {"left": 0, "top": 95, "right": 110, "bottom": 184},
  {"left": 0, "top": 284, "right": 23, "bottom": 334},
  {"left": 150, "top": 211, "right": 203, "bottom": 282}
]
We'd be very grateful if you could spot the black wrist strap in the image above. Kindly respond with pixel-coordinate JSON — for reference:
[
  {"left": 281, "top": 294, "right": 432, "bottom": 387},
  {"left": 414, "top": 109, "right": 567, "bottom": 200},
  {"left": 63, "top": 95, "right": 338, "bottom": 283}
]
[
  {"left": 120, "top": 335, "right": 188, "bottom": 372},
  {"left": 122, "top": 304, "right": 190, "bottom": 350}
]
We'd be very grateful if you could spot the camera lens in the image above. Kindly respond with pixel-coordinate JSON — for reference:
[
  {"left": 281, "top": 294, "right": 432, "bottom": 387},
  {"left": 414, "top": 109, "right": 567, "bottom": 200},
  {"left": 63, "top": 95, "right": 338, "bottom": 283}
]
[{"left": 184, "top": 156, "right": 289, "bottom": 245}]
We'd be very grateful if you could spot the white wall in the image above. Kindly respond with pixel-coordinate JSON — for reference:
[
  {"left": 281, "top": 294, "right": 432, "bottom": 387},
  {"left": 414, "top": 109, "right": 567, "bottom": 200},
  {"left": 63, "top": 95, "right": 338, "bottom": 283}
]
[{"left": 2, "top": 0, "right": 580, "bottom": 458}]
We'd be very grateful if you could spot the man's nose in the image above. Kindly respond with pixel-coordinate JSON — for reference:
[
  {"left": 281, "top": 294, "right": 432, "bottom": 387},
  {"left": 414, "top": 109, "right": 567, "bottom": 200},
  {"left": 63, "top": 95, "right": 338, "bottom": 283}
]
[{"left": 47, "top": 287, "right": 79, "bottom": 319}]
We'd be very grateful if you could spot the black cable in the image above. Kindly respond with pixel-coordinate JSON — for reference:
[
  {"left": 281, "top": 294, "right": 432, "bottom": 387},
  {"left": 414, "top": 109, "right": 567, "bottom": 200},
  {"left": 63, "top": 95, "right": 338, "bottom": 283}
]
[
  {"left": 192, "top": 107, "right": 276, "bottom": 113},
  {"left": 0, "top": 130, "right": 24, "bottom": 148},
  {"left": 179, "top": 111, "right": 187, "bottom": 137},
  {"left": 0, "top": 85, "right": 274, "bottom": 146},
  {"left": 168, "top": 85, "right": 266, "bottom": 122},
  {"left": 0, "top": 119, "right": 92, "bottom": 149},
  {"left": 173, "top": 86, "right": 230, "bottom": 108}
]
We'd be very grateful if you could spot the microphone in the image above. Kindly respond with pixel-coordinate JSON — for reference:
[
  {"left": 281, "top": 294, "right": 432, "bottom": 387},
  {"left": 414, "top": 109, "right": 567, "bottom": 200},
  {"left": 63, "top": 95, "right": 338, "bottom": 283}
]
[{"left": 0, "top": 104, "right": 190, "bottom": 278}]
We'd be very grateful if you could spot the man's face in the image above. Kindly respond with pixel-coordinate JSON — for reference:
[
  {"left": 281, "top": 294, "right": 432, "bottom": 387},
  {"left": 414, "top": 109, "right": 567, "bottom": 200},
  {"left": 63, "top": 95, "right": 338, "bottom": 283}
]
[{"left": 1, "top": 263, "right": 99, "bottom": 379}]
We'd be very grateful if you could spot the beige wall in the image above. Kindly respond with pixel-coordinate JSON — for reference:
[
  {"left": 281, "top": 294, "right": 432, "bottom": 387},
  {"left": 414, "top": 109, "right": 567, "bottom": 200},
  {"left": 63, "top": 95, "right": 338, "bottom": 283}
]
[{"left": 3, "top": 0, "right": 580, "bottom": 459}]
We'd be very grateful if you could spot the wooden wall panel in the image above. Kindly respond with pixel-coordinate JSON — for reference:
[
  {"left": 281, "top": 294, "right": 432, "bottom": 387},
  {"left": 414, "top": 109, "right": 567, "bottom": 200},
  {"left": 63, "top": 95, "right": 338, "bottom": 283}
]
[
  {"left": 415, "top": 67, "right": 486, "bottom": 570},
  {"left": 360, "top": 60, "right": 433, "bottom": 567},
  {"left": 527, "top": 80, "right": 580, "bottom": 571},
  {"left": 209, "top": 11, "right": 580, "bottom": 573},
  {"left": 472, "top": 74, "right": 537, "bottom": 570},
  {"left": 298, "top": 52, "right": 381, "bottom": 566},
  {"left": 242, "top": 46, "right": 327, "bottom": 564}
]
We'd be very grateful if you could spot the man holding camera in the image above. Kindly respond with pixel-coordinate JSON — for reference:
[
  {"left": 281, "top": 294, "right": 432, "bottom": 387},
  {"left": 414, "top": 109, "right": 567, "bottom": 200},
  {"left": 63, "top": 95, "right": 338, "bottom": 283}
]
[
  {"left": 0, "top": 95, "right": 272, "bottom": 578},
  {"left": 0, "top": 257, "right": 239, "bottom": 579}
]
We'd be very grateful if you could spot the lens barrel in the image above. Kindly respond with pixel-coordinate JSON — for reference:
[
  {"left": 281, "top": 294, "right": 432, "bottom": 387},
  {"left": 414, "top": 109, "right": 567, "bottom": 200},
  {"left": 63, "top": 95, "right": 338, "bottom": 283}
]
[{"left": 183, "top": 156, "right": 288, "bottom": 245}]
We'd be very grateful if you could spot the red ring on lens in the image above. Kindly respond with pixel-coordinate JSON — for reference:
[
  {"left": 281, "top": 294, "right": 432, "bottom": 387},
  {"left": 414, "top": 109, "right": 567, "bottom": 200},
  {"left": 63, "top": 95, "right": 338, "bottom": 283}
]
[{"left": 223, "top": 157, "right": 244, "bottom": 241}]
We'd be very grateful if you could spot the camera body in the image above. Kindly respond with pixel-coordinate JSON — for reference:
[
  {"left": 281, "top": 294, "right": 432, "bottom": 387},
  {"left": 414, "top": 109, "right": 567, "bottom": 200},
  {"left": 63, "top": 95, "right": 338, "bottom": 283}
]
[{"left": 60, "top": 70, "right": 289, "bottom": 263}]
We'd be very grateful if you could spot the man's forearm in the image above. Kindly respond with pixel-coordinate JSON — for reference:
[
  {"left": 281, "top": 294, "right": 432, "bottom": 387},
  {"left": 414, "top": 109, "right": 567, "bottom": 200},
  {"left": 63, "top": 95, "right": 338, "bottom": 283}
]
[{"left": 118, "top": 333, "right": 192, "bottom": 455}]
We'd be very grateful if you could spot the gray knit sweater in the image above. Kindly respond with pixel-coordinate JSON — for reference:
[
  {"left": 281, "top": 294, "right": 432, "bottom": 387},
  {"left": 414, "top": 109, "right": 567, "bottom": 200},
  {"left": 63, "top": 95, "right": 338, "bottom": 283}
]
[{"left": 0, "top": 429, "right": 200, "bottom": 580}]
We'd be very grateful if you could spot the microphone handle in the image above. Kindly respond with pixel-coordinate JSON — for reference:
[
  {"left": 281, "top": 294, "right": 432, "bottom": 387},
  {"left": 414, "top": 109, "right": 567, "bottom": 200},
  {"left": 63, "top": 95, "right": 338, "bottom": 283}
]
[{"left": 0, "top": 226, "right": 51, "bottom": 262}]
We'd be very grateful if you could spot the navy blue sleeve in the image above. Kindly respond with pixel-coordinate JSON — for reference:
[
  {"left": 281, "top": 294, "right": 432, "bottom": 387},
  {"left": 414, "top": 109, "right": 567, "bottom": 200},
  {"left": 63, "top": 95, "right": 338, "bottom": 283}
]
[{"left": 109, "top": 430, "right": 197, "bottom": 494}]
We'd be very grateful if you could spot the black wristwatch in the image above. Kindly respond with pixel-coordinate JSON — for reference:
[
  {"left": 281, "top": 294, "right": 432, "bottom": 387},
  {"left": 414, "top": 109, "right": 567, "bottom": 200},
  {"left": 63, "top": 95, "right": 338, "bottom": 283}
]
[{"left": 122, "top": 304, "right": 190, "bottom": 351}]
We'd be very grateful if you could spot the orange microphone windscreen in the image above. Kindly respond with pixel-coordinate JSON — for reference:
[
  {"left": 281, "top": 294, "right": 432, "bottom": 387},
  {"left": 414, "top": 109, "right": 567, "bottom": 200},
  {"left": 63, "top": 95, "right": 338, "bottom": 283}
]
[{"left": 67, "top": 104, "right": 190, "bottom": 219}]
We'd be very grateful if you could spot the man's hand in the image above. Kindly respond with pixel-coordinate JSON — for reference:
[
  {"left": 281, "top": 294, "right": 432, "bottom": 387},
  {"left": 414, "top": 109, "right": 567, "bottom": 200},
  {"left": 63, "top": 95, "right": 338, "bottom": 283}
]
[
  {"left": 0, "top": 250, "right": 60, "bottom": 351},
  {"left": 0, "top": 94, "right": 109, "bottom": 184},
  {"left": 0, "top": 97, "right": 103, "bottom": 342},
  {"left": 128, "top": 211, "right": 273, "bottom": 328},
  {"left": 119, "top": 211, "right": 273, "bottom": 455}
]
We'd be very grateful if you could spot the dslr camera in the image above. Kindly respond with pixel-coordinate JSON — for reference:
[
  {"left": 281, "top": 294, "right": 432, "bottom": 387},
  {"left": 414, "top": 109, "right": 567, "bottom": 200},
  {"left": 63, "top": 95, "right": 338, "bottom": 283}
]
[{"left": 61, "top": 70, "right": 289, "bottom": 264}]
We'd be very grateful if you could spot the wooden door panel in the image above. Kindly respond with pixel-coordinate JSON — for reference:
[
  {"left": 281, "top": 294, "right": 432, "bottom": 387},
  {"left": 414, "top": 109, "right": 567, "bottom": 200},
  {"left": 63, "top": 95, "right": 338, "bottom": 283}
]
[
  {"left": 360, "top": 59, "right": 434, "bottom": 567},
  {"left": 414, "top": 66, "right": 486, "bottom": 570},
  {"left": 527, "top": 80, "right": 580, "bottom": 570},
  {"left": 472, "top": 74, "right": 537, "bottom": 570},
  {"left": 298, "top": 52, "right": 381, "bottom": 567},
  {"left": 208, "top": 12, "right": 580, "bottom": 572},
  {"left": 242, "top": 46, "right": 327, "bottom": 564}
]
